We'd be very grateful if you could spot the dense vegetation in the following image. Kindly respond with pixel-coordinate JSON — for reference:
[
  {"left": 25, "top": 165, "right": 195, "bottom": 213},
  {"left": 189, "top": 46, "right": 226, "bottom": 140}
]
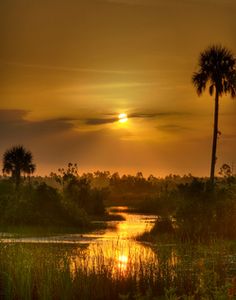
[
  {"left": 140, "top": 175, "right": 236, "bottom": 242},
  {"left": 0, "top": 161, "right": 108, "bottom": 229},
  {"left": 1, "top": 164, "right": 236, "bottom": 242},
  {"left": 1, "top": 147, "right": 236, "bottom": 241}
]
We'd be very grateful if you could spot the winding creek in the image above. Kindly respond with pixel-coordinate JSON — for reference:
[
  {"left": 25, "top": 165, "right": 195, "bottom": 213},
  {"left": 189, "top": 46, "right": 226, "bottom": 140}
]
[
  {"left": 0, "top": 206, "right": 157, "bottom": 243},
  {"left": 0, "top": 207, "right": 161, "bottom": 274},
  {"left": 1, "top": 206, "right": 236, "bottom": 294},
  {"left": 3, "top": 207, "right": 235, "bottom": 280}
]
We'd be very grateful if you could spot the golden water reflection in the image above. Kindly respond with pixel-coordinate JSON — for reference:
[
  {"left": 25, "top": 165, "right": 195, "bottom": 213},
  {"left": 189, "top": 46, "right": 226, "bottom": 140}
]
[
  {"left": 0, "top": 206, "right": 179, "bottom": 278},
  {"left": 69, "top": 207, "right": 178, "bottom": 277}
]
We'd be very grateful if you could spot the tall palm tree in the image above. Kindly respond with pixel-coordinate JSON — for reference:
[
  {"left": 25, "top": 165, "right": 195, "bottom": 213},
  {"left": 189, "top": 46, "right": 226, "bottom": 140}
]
[
  {"left": 2, "top": 145, "right": 36, "bottom": 187},
  {"left": 192, "top": 45, "right": 236, "bottom": 184}
]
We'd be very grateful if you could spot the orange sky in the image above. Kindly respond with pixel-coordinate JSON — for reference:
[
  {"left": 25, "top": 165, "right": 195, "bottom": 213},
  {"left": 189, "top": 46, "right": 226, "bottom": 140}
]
[{"left": 0, "top": 0, "right": 235, "bottom": 176}]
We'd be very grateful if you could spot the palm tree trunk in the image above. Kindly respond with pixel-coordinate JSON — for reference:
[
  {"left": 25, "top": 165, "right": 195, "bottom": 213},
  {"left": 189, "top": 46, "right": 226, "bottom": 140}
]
[{"left": 210, "top": 89, "right": 219, "bottom": 185}]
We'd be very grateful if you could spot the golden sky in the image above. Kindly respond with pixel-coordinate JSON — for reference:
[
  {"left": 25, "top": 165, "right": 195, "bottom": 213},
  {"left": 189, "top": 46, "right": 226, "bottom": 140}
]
[{"left": 0, "top": 0, "right": 235, "bottom": 176}]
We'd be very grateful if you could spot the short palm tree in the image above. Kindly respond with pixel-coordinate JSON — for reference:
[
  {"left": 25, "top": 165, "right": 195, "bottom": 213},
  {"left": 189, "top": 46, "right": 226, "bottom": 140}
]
[
  {"left": 2, "top": 145, "right": 36, "bottom": 187},
  {"left": 192, "top": 45, "right": 236, "bottom": 184}
]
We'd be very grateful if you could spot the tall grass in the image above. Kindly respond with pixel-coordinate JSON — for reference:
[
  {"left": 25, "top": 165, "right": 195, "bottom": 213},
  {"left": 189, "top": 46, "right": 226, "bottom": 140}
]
[{"left": 0, "top": 241, "right": 236, "bottom": 299}]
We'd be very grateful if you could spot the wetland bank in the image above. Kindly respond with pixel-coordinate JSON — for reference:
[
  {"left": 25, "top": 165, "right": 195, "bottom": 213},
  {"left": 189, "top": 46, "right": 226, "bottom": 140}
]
[
  {"left": 1, "top": 182, "right": 236, "bottom": 299},
  {"left": 1, "top": 160, "right": 236, "bottom": 299}
]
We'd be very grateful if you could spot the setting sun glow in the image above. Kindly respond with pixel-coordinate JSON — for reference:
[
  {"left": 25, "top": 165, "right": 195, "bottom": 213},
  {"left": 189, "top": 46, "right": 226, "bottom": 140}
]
[
  {"left": 117, "top": 254, "right": 128, "bottom": 272},
  {"left": 118, "top": 254, "right": 128, "bottom": 264},
  {"left": 118, "top": 113, "right": 128, "bottom": 123}
]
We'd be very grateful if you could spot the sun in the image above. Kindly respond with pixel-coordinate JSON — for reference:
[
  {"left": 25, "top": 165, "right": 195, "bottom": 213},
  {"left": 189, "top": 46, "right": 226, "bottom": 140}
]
[{"left": 118, "top": 113, "right": 128, "bottom": 123}]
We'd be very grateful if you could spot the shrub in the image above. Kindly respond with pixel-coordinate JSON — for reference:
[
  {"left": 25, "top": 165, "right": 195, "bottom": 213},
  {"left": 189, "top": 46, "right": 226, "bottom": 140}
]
[
  {"left": 175, "top": 178, "right": 236, "bottom": 240},
  {"left": 63, "top": 177, "right": 106, "bottom": 215},
  {"left": 150, "top": 217, "right": 175, "bottom": 235}
]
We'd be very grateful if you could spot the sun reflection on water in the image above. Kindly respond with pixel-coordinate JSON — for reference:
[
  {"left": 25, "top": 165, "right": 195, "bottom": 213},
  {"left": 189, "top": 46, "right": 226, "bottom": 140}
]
[
  {"left": 117, "top": 254, "right": 128, "bottom": 272},
  {"left": 68, "top": 207, "right": 161, "bottom": 277}
]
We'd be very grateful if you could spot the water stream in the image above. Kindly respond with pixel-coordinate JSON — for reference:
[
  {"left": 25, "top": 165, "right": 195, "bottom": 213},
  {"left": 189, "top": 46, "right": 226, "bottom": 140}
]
[
  {"left": 0, "top": 207, "right": 160, "bottom": 274},
  {"left": 1, "top": 207, "right": 233, "bottom": 284},
  {"left": 0, "top": 206, "right": 157, "bottom": 244}
]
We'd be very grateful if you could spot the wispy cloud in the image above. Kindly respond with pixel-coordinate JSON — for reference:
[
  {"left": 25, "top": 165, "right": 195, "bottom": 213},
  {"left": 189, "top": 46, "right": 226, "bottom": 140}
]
[
  {"left": 85, "top": 117, "right": 118, "bottom": 125},
  {"left": 0, "top": 109, "right": 191, "bottom": 131},
  {"left": 84, "top": 111, "right": 189, "bottom": 126},
  {"left": 1, "top": 61, "right": 162, "bottom": 75},
  {"left": 129, "top": 112, "right": 187, "bottom": 118},
  {"left": 157, "top": 124, "right": 189, "bottom": 132},
  {"left": 0, "top": 109, "right": 29, "bottom": 122},
  {"left": 0, "top": 110, "right": 74, "bottom": 138},
  {"left": 1, "top": 61, "right": 132, "bottom": 75}
]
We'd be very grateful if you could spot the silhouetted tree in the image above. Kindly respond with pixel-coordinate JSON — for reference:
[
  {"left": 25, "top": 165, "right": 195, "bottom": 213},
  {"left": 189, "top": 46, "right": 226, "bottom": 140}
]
[
  {"left": 51, "top": 162, "right": 78, "bottom": 189},
  {"left": 2, "top": 145, "right": 36, "bottom": 187},
  {"left": 192, "top": 45, "right": 236, "bottom": 184},
  {"left": 219, "top": 163, "right": 233, "bottom": 178}
]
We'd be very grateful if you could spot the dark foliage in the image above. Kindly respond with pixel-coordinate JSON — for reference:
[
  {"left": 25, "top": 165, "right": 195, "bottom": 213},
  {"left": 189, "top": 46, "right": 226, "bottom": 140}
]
[
  {"left": 51, "top": 163, "right": 107, "bottom": 216},
  {"left": 0, "top": 180, "right": 90, "bottom": 227},
  {"left": 175, "top": 178, "right": 236, "bottom": 240}
]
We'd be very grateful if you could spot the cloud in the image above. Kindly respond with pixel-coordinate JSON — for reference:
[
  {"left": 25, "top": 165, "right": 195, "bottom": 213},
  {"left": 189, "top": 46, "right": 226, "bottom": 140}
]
[
  {"left": 129, "top": 112, "right": 187, "bottom": 119},
  {"left": 0, "top": 109, "right": 146, "bottom": 174},
  {"left": 0, "top": 110, "right": 74, "bottom": 142},
  {"left": 2, "top": 61, "right": 142, "bottom": 75},
  {"left": 157, "top": 124, "right": 189, "bottom": 132},
  {"left": 0, "top": 109, "right": 191, "bottom": 136},
  {"left": 84, "top": 111, "right": 189, "bottom": 126},
  {"left": 0, "top": 109, "right": 28, "bottom": 122},
  {"left": 85, "top": 117, "right": 118, "bottom": 125},
  {"left": 0, "top": 109, "right": 234, "bottom": 177}
]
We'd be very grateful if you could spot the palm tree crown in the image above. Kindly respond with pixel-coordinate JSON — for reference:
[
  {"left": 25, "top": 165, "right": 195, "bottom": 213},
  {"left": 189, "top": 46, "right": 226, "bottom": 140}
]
[
  {"left": 2, "top": 145, "right": 36, "bottom": 186},
  {"left": 192, "top": 45, "right": 236, "bottom": 97}
]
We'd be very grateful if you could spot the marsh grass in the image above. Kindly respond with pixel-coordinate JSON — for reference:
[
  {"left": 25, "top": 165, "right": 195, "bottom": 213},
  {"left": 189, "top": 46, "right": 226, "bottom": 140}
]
[{"left": 0, "top": 241, "right": 236, "bottom": 299}]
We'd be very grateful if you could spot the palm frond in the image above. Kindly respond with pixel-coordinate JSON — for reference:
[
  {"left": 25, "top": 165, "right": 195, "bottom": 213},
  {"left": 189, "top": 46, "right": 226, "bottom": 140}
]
[
  {"left": 209, "top": 84, "right": 214, "bottom": 96},
  {"left": 192, "top": 72, "right": 207, "bottom": 95}
]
